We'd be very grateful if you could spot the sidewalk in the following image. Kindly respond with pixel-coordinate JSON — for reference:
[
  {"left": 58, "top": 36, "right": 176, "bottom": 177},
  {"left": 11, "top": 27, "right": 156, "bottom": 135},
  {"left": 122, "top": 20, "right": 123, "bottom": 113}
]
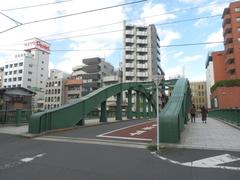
[{"left": 166, "top": 117, "right": 240, "bottom": 151}]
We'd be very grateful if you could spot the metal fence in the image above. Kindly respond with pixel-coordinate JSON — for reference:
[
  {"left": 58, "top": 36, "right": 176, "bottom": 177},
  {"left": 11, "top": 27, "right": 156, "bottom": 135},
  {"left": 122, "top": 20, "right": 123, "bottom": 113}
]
[
  {"left": 0, "top": 109, "right": 32, "bottom": 126},
  {"left": 208, "top": 109, "right": 240, "bottom": 126}
]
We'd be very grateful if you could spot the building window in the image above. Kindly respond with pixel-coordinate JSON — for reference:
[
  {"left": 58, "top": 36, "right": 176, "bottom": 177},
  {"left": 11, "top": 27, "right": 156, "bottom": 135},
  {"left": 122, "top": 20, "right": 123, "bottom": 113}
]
[
  {"left": 10, "top": 64, "right": 13, "bottom": 68},
  {"left": 5, "top": 65, "right": 8, "bottom": 68},
  {"left": 13, "top": 77, "right": 17, "bottom": 81},
  {"left": 4, "top": 79, "right": 7, "bottom": 82},
  {"left": 17, "top": 84, "right": 21, "bottom": 87},
  {"left": 40, "top": 81, "right": 42, "bottom": 84},
  {"left": 237, "top": 17, "right": 240, "bottom": 22},
  {"left": 41, "top": 68, "right": 44, "bottom": 70},
  {"left": 18, "top": 77, "right": 22, "bottom": 81},
  {"left": 14, "top": 70, "right": 17, "bottom": 74},
  {"left": 19, "top": 62, "right": 23, "bottom": 66},
  {"left": 27, "top": 78, "right": 31, "bottom": 82},
  {"left": 29, "top": 64, "right": 33, "bottom": 67},
  {"left": 27, "top": 85, "right": 31, "bottom": 89},
  {"left": 14, "top": 63, "right": 18, "bottom": 67},
  {"left": 19, "top": 70, "right": 23, "bottom": 73},
  {"left": 28, "top": 71, "right": 32, "bottom": 75},
  {"left": 42, "top": 61, "right": 44, "bottom": 64},
  {"left": 235, "top": 7, "right": 240, "bottom": 12},
  {"left": 40, "top": 74, "right": 43, "bottom": 77},
  {"left": 9, "top": 71, "right": 12, "bottom": 75},
  {"left": 5, "top": 72, "right": 8, "bottom": 75},
  {"left": 8, "top": 78, "right": 12, "bottom": 82}
]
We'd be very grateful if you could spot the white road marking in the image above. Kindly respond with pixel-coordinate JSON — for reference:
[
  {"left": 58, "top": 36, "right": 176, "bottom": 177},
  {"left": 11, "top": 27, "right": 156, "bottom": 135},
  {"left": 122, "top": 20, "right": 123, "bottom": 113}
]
[
  {"left": 97, "top": 120, "right": 155, "bottom": 138},
  {"left": 20, "top": 153, "right": 46, "bottom": 163},
  {"left": 130, "top": 130, "right": 146, "bottom": 136},
  {"left": 151, "top": 152, "right": 240, "bottom": 171},
  {"left": 142, "top": 126, "right": 155, "bottom": 131}
]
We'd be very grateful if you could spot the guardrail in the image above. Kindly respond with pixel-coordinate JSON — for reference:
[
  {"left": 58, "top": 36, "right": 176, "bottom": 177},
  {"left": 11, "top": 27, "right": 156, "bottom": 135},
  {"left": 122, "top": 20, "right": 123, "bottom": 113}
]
[
  {"left": 0, "top": 109, "right": 32, "bottom": 126},
  {"left": 159, "top": 78, "right": 192, "bottom": 143},
  {"left": 208, "top": 109, "right": 240, "bottom": 126}
]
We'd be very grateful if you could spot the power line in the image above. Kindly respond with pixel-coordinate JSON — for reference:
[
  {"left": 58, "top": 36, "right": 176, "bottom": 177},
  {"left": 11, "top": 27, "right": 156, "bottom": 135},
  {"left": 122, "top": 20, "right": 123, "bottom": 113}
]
[
  {"left": 0, "top": 41, "right": 224, "bottom": 52},
  {"left": 0, "top": 0, "right": 146, "bottom": 34},
  {"left": 1, "top": 0, "right": 74, "bottom": 12}
]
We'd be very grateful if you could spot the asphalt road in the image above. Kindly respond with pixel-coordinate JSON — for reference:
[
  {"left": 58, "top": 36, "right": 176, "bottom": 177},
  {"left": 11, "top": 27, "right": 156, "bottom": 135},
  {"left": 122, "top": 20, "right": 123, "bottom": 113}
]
[{"left": 0, "top": 133, "right": 240, "bottom": 180}]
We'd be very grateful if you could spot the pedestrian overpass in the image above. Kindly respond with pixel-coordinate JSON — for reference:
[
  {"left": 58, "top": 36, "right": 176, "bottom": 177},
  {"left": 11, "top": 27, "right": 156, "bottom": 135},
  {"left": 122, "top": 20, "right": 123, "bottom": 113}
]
[{"left": 29, "top": 78, "right": 192, "bottom": 143}]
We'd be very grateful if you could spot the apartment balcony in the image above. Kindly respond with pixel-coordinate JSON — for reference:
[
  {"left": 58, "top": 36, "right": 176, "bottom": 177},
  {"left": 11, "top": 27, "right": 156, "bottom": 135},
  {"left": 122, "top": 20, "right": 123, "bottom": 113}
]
[
  {"left": 103, "top": 75, "right": 119, "bottom": 83},
  {"left": 125, "top": 38, "right": 134, "bottom": 43},
  {"left": 225, "top": 43, "right": 234, "bottom": 54},
  {"left": 137, "top": 63, "right": 148, "bottom": 69},
  {"left": 136, "top": 47, "right": 148, "bottom": 52},
  {"left": 67, "top": 89, "right": 81, "bottom": 95},
  {"left": 125, "top": 54, "right": 134, "bottom": 59},
  {"left": 225, "top": 54, "right": 234, "bottom": 64},
  {"left": 136, "top": 39, "right": 147, "bottom": 44},
  {"left": 223, "top": 24, "right": 232, "bottom": 36},
  {"left": 126, "top": 30, "right": 134, "bottom": 35},
  {"left": 224, "top": 33, "right": 233, "bottom": 43},
  {"left": 82, "top": 73, "right": 100, "bottom": 80},
  {"left": 226, "top": 64, "right": 236, "bottom": 74},
  {"left": 222, "top": 14, "right": 231, "bottom": 27},
  {"left": 125, "top": 46, "right": 134, "bottom": 51},
  {"left": 82, "top": 81, "right": 101, "bottom": 89},
  {"left": 82, "top": 57, "right": 101, "bottom": 65},
  {"left": 136, "top": 31, "right": 147, "bottom": 36},
  {"left": 125, "top": 63, "right": 134, "bottom": 68},
  {"left": 125, "top": 72, "right": 134, "bottom": 76},
  {"left": 136, "top": 55, "right": 148, "bottom": 61},
  {"left": 137, "top": 72, "right": 148, "bottom": 77},
  {"left": 82, "top": 64, "right": 101, "bottom": 73}
]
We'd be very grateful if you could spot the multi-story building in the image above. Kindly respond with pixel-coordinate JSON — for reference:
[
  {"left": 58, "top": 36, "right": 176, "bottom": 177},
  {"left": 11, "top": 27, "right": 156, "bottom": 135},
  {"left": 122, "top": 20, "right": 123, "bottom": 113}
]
[
  {"left": 64, "top": 79, "right": 83, "bottom": 104},
  {"left": 2, "top": 38, "right": 50, "bottom": 110},
  {"left": 190, "top": 81, "right": 207, "bottom": 112},
  {"left": 222, "top": 1, "right": 240, "bottom": 78},
  {"left": 122, "top": 23, "right": 163, "bottom": 83},
  {"left": 122, "top": 23, "right": 165, "bottom": 109},
  {"left": 205, "top": 1, "right": 240, "bottom": 109},
  {"left": 72, "top": 57, "right": 114, "bottom": 96},
  {"left": 44, "top": 69, "right": 70, "bottom": 110}
]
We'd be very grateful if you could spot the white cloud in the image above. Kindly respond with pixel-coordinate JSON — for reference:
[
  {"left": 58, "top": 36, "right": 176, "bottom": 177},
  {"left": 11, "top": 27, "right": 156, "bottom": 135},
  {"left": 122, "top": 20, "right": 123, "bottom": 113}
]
[
  {"left": 174, "top": 51, "right": 184, "bottom": 58},
  {"left": 164, "top": 66, "right": 184, "bottom": 80},
  {"left": 181, "top": 55, "right": 203, "bottom": 63},
  {"left": 197, "top": 1, "right": 229, "bottom": 15},
  {"left": 194, "top": 19, "right": 208, "bottom": 27},
  {"left": 0, "top": 0, "right": 125, "bottom": 73},
  {"left": 179, "top": 0, "right": 204, "bottom": 4},
  {"left": 188, "top": 74, "right": 206, "bottom": 81},
  {"left": 137, "top": 2, "right": 176, "bottom": 24},
  {"left": 205, "top": 28, "right": 223, "bottom": 48},
  {"left": 159, "top": 29, "right": 181, "bottom": 46}
]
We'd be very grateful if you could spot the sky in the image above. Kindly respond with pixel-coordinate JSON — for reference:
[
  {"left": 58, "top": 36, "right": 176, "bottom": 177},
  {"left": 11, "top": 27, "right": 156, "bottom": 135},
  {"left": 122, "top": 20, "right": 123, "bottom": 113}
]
[{"left": 0, "top": 0, "right": 237, "bottom": 81}]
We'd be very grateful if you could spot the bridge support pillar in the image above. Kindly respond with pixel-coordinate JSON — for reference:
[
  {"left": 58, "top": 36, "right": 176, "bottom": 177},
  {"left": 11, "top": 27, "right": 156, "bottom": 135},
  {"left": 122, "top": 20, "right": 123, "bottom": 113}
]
[
  {"left": 136, "top": 91, "right": 140, "bottom": 119},
  {"left": 148, "top": 100, "right": 151, "bottom": 119},
  {"left": 116, "top": 93, "right": 122, "bottom": 120},
  {"left": 100, "top": 101, "right": 107, "bottom": 123},
  {"left": 127, "top": 90, "right": 132, "bottom": 119},
  {"left": 143, "top": 96, "right": 146, "bottom": 118}
]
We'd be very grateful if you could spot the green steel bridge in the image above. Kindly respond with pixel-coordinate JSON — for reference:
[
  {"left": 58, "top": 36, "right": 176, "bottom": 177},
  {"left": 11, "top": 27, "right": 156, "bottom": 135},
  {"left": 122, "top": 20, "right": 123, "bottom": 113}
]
[{"left": 29, "top": 78, "right": 192, "bottom": 143}]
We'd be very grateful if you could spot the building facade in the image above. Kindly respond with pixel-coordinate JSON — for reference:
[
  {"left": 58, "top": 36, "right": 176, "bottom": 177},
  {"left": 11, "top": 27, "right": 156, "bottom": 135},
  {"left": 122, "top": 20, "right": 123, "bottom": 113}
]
[
  {"left": 122, "top": 23, "right": 163, "bottom": 83},
  {"left": 0, "top": 67, "right": 4, "bottom": 88},
  {"left": 44, "top": 69, "right": 70, "bottom": 110},
  {"left": 206, "top": 1, "right": 240, "bottom": 109},
  {"left": 64, "top": 79, "right": 83, "bottom": 104},
  {"left": 190, "top": 81, "right": 207, "bottom": 112},
  {"left": 2, "top": 38, "right": 50, "bottom": 111}
]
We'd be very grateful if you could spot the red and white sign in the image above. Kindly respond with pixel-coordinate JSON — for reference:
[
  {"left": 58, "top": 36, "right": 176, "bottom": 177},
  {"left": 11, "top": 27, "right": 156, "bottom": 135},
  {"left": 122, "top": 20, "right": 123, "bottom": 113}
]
[{"left": 24, "top": 38, "right": 50, "bottom": 53}]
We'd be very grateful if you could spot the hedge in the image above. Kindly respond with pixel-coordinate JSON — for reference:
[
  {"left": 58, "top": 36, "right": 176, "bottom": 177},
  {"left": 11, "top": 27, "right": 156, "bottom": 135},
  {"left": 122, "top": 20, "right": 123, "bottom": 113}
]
[{"left": 211, "top": 79, "right": 240, "bottom": 93}]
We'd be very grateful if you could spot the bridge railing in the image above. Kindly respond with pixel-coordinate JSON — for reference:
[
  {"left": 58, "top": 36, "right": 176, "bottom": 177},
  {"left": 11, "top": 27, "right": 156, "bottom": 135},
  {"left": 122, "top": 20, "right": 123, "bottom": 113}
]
[
  {"left": 0, "top": 109, "right": 32, "bottom": 126},
  {"left": 159, "top": 78, "right": 191, "bottom": 143},
  {"left": 208, "top": 109, "right": 240, "bottom": 126}
]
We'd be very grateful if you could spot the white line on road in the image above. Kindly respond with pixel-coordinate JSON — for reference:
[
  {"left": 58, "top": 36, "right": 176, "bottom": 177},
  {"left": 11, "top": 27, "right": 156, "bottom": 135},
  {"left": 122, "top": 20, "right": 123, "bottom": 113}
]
[
  {"left": 151, "top": 152, "right": 240, "bottom": 171},
  {"left": 21, "top": 153, "right": 46, "bottom": 163}
]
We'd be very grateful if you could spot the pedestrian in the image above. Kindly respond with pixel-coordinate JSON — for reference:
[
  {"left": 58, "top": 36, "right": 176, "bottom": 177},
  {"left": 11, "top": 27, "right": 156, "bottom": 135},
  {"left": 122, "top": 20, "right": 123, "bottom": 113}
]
[
  {"left": 190, "top": 104, "right": 196, "bottom": 123},
  {"left": 200, "top": 106, "right": 208, "bottom": 123}
]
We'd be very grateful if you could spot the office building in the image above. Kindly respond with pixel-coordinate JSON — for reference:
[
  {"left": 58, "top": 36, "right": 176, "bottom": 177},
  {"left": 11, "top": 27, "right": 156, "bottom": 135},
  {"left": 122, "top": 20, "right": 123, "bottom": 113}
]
[
  {"left": 190, "top": 81, "right": 207, "bottom": 112},
  {"left": 44, "top": 69, "right": 70, "bottom": 110}
]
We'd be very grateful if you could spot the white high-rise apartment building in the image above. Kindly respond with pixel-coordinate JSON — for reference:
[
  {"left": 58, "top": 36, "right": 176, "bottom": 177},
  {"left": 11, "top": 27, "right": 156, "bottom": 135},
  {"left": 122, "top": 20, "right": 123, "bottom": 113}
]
[
  {"left": 122, "top": 23, "right": 163, "bottom": 83},
  {"left": 2, "top": 38, "right": 50, "bottom": 110}
]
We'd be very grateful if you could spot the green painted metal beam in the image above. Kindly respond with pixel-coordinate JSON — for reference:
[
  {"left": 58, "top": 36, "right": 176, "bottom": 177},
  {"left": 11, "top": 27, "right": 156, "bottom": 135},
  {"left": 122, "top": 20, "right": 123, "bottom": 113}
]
[
  {"left": 100, "top": 101, "right": 107, "bottom": 123},
  {"left": 127, "top": 90, "right": 132, "bottom": 119},
  {"left": 29, "top": 82, "right": 155, "bottom": 134},
  {"left": 116, "top": 93, "right": 122, "bottom": 120}
]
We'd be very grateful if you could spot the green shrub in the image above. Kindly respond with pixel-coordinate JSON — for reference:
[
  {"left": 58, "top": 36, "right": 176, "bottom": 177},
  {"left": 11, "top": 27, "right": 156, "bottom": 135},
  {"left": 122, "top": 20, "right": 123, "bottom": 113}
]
[{"left": 211, "top": 79, "right": 240, "bottom": 93}]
